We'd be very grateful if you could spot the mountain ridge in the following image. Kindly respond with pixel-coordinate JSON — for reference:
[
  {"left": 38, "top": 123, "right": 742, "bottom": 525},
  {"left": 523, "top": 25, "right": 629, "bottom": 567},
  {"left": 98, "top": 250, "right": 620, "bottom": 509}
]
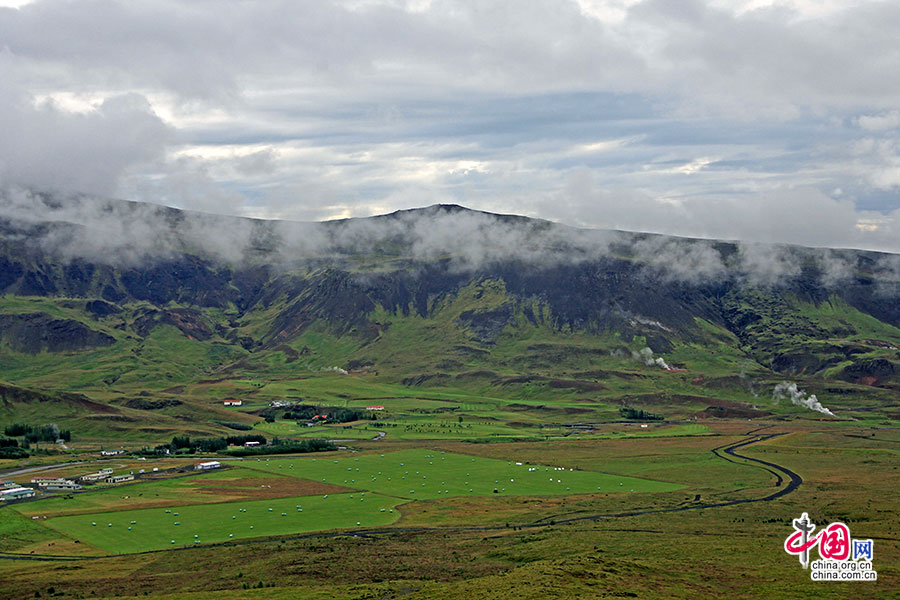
[{"left": 2, "top": 188, "right": 900, "bottom": 440}]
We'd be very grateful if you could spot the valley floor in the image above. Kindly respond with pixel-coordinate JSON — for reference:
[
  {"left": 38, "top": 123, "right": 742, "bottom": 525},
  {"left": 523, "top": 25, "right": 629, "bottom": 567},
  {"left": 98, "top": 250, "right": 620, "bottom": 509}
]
[{"left": 0, "top": 419, "right": 896, "bottom": 599}]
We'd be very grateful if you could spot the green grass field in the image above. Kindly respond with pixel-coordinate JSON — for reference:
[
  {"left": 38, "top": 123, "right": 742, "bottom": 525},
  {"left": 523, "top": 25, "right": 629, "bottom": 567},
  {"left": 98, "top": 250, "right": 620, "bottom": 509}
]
[
  {"left": 329, "top": 417, "right": 538, "bottom": 441},
  {"left": 43, "top": 492, "right": 402, "bottom": 554},
  {"left": 290, "top": 425, "right": 381, "bottom": 439},
  {"left": 16, "top": 448, "right": 681, "bottom": 556},
  {"left": 13, "top": 467, "right": 312, "bottom": 518},
  {"left": 240, "top": 449, "right": 683, "bottom": 500}
]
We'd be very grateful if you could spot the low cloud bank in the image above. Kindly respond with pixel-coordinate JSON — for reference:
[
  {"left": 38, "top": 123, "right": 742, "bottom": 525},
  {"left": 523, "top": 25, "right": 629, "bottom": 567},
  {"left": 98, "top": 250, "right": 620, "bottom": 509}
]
[{"left": 2, "top": 186, "right": 900, "bottom": 293}]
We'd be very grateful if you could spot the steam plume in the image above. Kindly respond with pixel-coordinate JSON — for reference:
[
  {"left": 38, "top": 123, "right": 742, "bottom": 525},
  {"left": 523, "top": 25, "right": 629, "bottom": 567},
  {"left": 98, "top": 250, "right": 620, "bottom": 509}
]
[
  {"left": 321, "top": 366, "right": 348, "bottom": 375},
  {"left": 772, "top": 382, "right": 835, "bottom": 417},
  {"left": 633, "top": 347, "right": 670, "bottom": 370}
]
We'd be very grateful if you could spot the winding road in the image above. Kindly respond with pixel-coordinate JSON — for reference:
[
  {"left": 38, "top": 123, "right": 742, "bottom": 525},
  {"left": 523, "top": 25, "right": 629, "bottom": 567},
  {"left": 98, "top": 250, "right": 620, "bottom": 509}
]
[{"left": 531, "top": 432, "right": 801, "bottom": 526}]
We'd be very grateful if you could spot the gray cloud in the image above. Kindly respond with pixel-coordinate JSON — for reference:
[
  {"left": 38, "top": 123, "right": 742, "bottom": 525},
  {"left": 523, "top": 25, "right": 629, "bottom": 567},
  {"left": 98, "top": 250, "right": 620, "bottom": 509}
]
[
  {"left": 1, "top": 0, "right": 900, "bottom": 251},
  {"left": 4, "top": 1, "right": 900, "bottom": 109},
  {"left": 0, "top": 82, "right": 171, "bottom": 195},
  {"left": 540, "top": 171, "right": 900, "bottom": 254},
  {"left": 121, "top": 155, "right": 250, "bottom": 216},
  {"left": 233, "top": 149, "right": 280, "bottom": 177}
]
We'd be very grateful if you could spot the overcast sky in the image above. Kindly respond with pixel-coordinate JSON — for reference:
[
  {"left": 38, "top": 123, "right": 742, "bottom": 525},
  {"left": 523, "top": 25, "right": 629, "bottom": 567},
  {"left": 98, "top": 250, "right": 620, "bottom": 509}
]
[{"left": 2, "top": 0, "right": 900, "bottom": 252}]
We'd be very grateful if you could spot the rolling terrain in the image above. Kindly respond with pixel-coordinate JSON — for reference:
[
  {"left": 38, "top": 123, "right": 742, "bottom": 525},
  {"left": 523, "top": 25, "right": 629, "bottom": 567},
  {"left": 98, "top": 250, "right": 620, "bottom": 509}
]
[
  {"left": 2, "top": 191, "right": 900, "bottom": 437},
  {"left": 0, "top": 190, "right": 898, "bottom": 598}
]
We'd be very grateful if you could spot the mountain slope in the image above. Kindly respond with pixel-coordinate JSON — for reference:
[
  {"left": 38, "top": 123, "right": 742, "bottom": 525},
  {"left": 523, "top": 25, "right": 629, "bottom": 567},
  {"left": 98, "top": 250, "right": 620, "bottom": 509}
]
[{"left": 2, "top": 189, "right": 900, "bottom": 439}]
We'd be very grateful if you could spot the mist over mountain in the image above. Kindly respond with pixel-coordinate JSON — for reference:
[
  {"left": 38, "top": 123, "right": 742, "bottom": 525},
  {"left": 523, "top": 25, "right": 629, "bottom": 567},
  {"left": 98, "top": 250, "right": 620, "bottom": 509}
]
[
  {"left": 4, "top": 186, "right": 900, "bottom": 286},
  {"left": 3, "top": 186, "right": 900, "bottom": 409}
]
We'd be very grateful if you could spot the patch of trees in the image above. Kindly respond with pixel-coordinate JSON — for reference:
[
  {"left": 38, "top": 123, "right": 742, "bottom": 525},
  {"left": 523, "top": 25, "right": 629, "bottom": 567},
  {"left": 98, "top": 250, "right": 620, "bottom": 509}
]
[
  {"left": 123, "top": 397, "right": 183, "bottom": 410},
  {"left": 136, "top": 432, "right": 335, "bottom": 457},
  {"left": 0, "top": 436, "right": 28, "bottom": 457},
  {"left": 225, "top": 439, "right": 335, "bottom": 457},
  {"left": 282, "top": 405, "right": 366, "bottom": 423},
  {"left": 281, "top": 405, "right": 318, "bottom": 420},
  {"left": 142, "top": 433, "right": 274, "bottom": 455},
  {"left": 0, "top": 447, "right": 29, "bottom": 459},
  {"left": 213, "top": 421, "right": 254, "bottom": 431},
  {"left": 4, "top": 423, "right": 71, "bottom": 442},
  {"left": 619, "top": 407, "right": 663, "bottom": 421},
  {"left": 166, "top": 436, "right": 228, "bottom": 454},
  {"left": 225, "top": 434, "right": 267, "bottom": 446}
]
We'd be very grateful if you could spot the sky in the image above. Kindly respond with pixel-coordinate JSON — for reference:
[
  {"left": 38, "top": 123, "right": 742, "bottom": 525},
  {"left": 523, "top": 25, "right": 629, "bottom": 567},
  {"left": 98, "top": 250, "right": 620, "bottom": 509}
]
[{"left": 2, "top": 0, "right": 900, "bottom": 252}]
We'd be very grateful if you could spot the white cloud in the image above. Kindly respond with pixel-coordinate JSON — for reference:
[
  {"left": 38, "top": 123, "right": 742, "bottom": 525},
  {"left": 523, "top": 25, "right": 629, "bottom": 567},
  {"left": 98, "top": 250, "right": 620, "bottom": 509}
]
[{"left": 857, "top": 111, "right": 900, "bottom": 132}]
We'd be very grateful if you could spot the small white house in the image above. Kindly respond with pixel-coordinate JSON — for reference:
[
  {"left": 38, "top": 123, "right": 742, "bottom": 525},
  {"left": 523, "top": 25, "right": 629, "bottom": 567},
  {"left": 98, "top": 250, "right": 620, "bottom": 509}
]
[
  {"left": 82, "top": 468, "right": 115, "bottom": 482},
  {"left": 194, "top": 461, "right": 221, "bottom": 471},
  {"left": 32, "top": 477, "right": 82, "bottom": 491},
  {"left": 223, "top": 400, "right": 242, "bottom": 406},
  {"left": 105, "top": 474, "right": 134, "bottom": 484},
  {"left": 244, "top": 441, "right": 261, "bottom": 447},
  {"left": 30, "top": 477, "right": 60, "bottom": 486},
  {"left": 45, "top": 480, "right": 82, "bottom": 492}
]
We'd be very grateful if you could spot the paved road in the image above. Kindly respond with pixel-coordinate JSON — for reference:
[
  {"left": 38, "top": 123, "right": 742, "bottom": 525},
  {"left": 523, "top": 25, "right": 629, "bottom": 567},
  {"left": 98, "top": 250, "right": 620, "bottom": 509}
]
[{"left": 1, "top": 460, "right": 91, "bottom": 478}]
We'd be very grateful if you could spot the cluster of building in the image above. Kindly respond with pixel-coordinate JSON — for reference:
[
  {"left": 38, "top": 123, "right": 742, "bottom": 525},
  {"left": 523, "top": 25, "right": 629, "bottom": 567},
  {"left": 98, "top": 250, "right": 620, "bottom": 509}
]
[
  {"left": 79, "top": 467, "right": 115, "bottom": 482},
  {"left": 30, "top": 477, "right": 82, "bottom": 491},
  {"left": 0, "top": 458, "right": 225, "bottom": 505},
  {"left": 0, "top": 465, "right": 145, "bottom": 503},
  {"left": 79, "top": 468, "right": 134, "bottom": 484},
  {"left": 0, "top": 481, "right": 35, "bottom": 501}
]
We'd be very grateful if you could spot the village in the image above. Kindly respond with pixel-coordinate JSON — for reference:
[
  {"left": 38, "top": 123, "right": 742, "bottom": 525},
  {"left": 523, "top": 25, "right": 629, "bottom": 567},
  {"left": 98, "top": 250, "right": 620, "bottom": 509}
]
[{"left": 0, "top": 459, "right": 224, "bottom": 506}]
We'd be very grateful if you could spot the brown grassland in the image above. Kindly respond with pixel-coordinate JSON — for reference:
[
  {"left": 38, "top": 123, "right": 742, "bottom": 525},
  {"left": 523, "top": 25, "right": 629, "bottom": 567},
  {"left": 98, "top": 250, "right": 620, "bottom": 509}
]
[{"left": 0, "top": 420, "right": 896, "bottom": 599}]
